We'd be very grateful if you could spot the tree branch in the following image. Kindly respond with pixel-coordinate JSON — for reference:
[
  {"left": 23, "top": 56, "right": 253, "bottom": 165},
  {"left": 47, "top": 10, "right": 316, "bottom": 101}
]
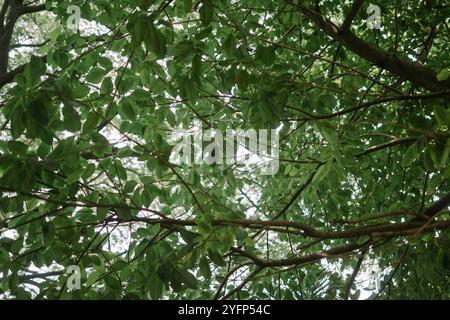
[
  {"left": 341, "top": 0, "right": 365, "bottom": 31},
  {"left": 344, "top": 249, "right": 366, "bottom": 300},
  {"left": 413, "top": 192, "right": 450, "bottom": 221},
  {"left": 0, "top": 1, "right": 47, "bottom": 78},
  {"left": 114, "top": 214, "right": 450, "bottom": 240},
  {"left": 231, "top": 241, "right": 370, "bottom": 268},
  {"left": 0, "top": 55, "right": 46, "bottom": 89},
  {"left": 221, "top": 266, "right": 264, "bottom": 300},
  {"left": 356, "top": 137, "right": 417, "bottom": 157},
  {"left": 18, "top": 3, "right": 46, "bottom": 15},
  {"left": 10, "top": 39, "right": 49, "bottom": 49},
  {"left": 290, "top": 1, "right": 450, "bottom": 92},
  {"left": 0, "top": 0, "right": 12, "bottom": 30},
  {"left": 0, "top": 57, "right": 24, "bottom": 86}
]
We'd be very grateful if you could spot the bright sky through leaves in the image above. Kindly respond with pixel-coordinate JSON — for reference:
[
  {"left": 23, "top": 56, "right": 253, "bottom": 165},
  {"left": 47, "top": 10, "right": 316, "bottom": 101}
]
[{"left": 0, "top": 0, "right": 449, "bottom": 300}]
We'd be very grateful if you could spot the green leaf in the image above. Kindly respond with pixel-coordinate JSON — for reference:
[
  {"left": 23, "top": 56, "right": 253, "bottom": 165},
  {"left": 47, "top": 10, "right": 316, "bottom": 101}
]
[
  {"left": 10, "top": 106, "right": 26, "bottom": 139},
  {"left": 76, "top": 208, "right": 98, "bottom": 223},
  {"left": 181, "top": 77, "right": 199, "bottom": 104},
  {"left": 223, "top": 34, "right": 237, "bottom": 59},
  {"left": 86, "top": 67, "right": 107, "bottom": 84},
  {"left": 138, "top": 0, "right": 154, "bottom": 10},
  {"left": 124, "top": 180, "right": 138, "bottom": 193},
  {"left": 118, "top": 100, "right": 137, "bottom": 121},
  {"left": 312, "top": 163, "right": 331, "bottom": 185},
  {"left": 440, "top": 138, "right": 450, "bottom": 166},
  {"left": 320, "top": 126, "right": 338, "bottom": 148},
  {"left": 7, "top": 141, "right": 28, "bottom": 156},
  {"left": 183, "top": 0, "right": 193, "bottom": 13},
  {"left": 23, "top": 56, "right": 46, "bottom": 88},
  {"left": 433, "top": 105, "right": 450, "bottom": 126},
  {"left": 90, "top": 132, "right": 111, "bottom": 156},
  {"left": 174, "top": 269, "right": 198, "bottom": 289},
  {"left": 98, "top": 57, "right": 113, "bottom": 70},
  {"left": 401, "top": 143, "right": 418, "bottom": 167},
  {"left": 104, "top": 274, "right": 121, "bottom": 290},
  {"left": 86, "top": 269, "right": 105, "bottom": 287},
  {"left": 62, "top": 102, "right": 81, "bottom": 132},
  {"left": 148, "top": 272, "right": 163, "bottom": 299},
  {"left": 436, "top": 68, "right": 450, "bottom": 81},
  {"left": 112, "top": 260, "right": 128, "bottom": 271},
  {"left": 357, "top": 235, "right": 371, "bottom": 245},
  {"left": 191, "top": 54, "right": 202, "bottom": 80},
  {"left": 318, "top": 94, "right": 337, "bottom": 110},
  {"left": 143, "top": 19, "right": 167, "bottom": 59},
  {"left": 208, "top": 250, "right": 226, "bottom": 267},
  {"left": 83, "top": 113, "right": 100, "bottom": 134},
  {"left": 115, "top": 207, "right": 131, "bottom": 219},
  {"left": 199, "top": 257, "right": 211, "bottom": 279},
  {"left": 100, "top": 77, "right": 114, "bottom": 94},
  {"left": 199, "top": 3, "right": 213, "bottom": 26},
  {"left": 256, "top": 45, "right": 276, "bottom": 65},
  {"left": 28, "top": 99, "right": 49, "bottom": 126}
]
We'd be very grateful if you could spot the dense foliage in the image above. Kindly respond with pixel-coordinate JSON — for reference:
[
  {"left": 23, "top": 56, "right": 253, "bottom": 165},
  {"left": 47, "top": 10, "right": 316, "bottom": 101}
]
[{"left": 0, "top": 0, "right": 449, "bottom": 300}]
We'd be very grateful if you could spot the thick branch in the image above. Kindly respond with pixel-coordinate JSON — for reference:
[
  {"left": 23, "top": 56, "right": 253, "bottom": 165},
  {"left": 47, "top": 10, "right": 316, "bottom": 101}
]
[
  {"left": 341, "top": 0, "right": 365, "bottom": 31},
  {"left": 0, "top": 1, "right": 47, "bottom": 78},
  {"left": 21, "top": 270, "right": 64, "bottom": 280},
  {"left": 10, "top": 39, "right": 49, "bottom": 49},
  {"left": 221, "top": 266, "right": 264, "bottom": 299},
  {"left": 0, "top": 0, "right": 21, "bottom": 76},
  {"left": 0, "top": 0, "right": 12, "bottom": 29},
  {"left": 18, "top": 3, "right": 46, "bottom": 15},
  {"left": 412, "top": 192, "right": 450, "bottom": 222},
  {"left": 231, "top": 241, "right": 369, "bottom": 268},
  {"left": 0, "top": 55, "right": 46, "bottom": 89},
  {"left": 292, "top": 2, "right": 450, "bottom": 92},
  {"left": 115, "top": 215, "right": 450, "bottom": 240},
  {"left": 3, "top": 185, "right": 448, "bottom": 241},
  {"left": 344, "top": 249, "right": 366, "bottom": 300},
  {"left": 356, "top": 137, "right": 416, "bottom": 157}
]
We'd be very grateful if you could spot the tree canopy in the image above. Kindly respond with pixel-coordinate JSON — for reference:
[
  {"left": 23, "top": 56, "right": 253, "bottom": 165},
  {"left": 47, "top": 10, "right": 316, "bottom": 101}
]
[{"left": 0, "top": 0, "right": 449, "bottom": 300}]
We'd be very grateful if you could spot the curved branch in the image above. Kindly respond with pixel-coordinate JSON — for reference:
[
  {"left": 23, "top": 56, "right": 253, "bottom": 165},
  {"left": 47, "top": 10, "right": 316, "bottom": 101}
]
[
  {"left": 344, "top": 249, "right": 367, "bottom": 300},
  {"left": 341, "top": 0, "right": 365, "bottom": 31},
  {"left": 231, "top": 241, "right": 370, "bottom": 268},
  {"left": 0, "top": 62, "right": 26, "bottom": 88},
  {"left": 18, "top": 3, "right": 46, "bottom": 15},
  {"left": 290, "top": 1, "right": 450, "bottom": 92}
]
